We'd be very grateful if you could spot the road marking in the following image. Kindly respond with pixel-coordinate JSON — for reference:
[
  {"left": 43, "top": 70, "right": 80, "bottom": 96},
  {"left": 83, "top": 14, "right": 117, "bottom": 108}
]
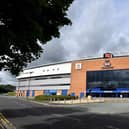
[{"left": 0, "top": 113, "right": 16, "bottom": 129}]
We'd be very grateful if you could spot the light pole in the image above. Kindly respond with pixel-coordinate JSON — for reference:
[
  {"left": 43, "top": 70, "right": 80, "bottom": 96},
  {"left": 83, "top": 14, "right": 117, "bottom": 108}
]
[
  {"left": 26, "top": 71, "right": 33, "bottom": 99},
  {"left": 17, "top": 80, "right": 20, "bottom": 98}
]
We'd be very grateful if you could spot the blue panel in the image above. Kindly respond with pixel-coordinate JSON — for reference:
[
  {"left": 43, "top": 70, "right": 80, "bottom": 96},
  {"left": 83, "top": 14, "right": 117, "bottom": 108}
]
[
  {"left": 116, "top": 88, "right": 129, "bottom": 93},
  {"left": 62, "top": 90, "right": 68, "bottom": 96},
  {"left": 87, "top": 88, "right": 103, "bottom": 93},
  {"left": 32, "top": 90, "right": 35, "bottom": 97},
  {"left": 87, "top": 87, "right": 129, "bottom": 94},
  {"left": 26, "top": 90, "right": 30, "bottom": 97},
  {"left": 49, "top": 90, "right": 57, "bottom": 93},
  {"left": 71, "top": 92, "right": 75, "bottom": 97},
  {"left": 49, "top": 90, "right": 57, "bottom": 95},
  {"left": 80, "top": 92, "right": 84, "bottom": 98}
]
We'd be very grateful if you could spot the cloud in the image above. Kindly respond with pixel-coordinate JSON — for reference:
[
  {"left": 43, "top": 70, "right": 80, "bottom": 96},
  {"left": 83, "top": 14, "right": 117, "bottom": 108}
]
[
  {"left": 2, "top": 0, "right": 129, "bottom": 84},
  {"left": 27, "top": 38, "right": 70, "bottom": 67},
  {"left": 64, "top": 0, "right": 129, "bottom": 58},
  {"left": 28, "top": 0, "right": 129, "bottom": 67},
  {"left": 0, "top": 71, "right": 17, "bottom": 86}
]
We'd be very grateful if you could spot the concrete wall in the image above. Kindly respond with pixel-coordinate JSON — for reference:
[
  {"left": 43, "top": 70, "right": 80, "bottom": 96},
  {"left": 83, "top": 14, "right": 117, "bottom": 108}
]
[
  {"left": 19, "top": 78, "right": 70, "bottom": 86},
  {"left": 17, "top": 63, "right": 71, "bottom": 79},
  {"left": 18, "top": 85, "right": 70, "bottom": 90}
]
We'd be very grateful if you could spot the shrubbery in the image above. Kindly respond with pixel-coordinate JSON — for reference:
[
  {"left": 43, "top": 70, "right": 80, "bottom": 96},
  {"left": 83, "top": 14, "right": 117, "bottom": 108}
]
[
  {"left": 0, "top": 85, "right": 16, "bottom": 93},
  {"left": 35, "top": 95, "right": 78, "bottom": 101}
]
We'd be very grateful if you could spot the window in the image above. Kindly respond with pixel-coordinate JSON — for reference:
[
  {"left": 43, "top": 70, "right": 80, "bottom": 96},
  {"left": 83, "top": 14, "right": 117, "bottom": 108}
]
[
  {"left": 75, "top": 63, "right": 82, "bottom": 70},
  {"left": 87, "top": 69, "right": 129, "bottom": 90}
]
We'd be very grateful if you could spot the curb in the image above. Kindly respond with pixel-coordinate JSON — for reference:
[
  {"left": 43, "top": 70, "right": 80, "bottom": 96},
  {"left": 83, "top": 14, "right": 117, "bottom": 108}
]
[
  {"left": 0, "top": 113, "right": 16, "bottom": 129},
  {"left": 19, "top": 98, "right": 105, "bottom": 106}
]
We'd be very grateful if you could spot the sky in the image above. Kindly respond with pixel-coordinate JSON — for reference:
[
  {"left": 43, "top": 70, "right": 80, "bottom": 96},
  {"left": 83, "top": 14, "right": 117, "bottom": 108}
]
[{"left": 1, "top": 0, "right": 129, "bottom": 85}]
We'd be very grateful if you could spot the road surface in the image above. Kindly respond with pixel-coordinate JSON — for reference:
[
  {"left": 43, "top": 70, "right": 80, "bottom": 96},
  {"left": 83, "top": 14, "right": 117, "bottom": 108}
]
[{"left": 0, "top": 96, "right": 129, "bottom": 129}]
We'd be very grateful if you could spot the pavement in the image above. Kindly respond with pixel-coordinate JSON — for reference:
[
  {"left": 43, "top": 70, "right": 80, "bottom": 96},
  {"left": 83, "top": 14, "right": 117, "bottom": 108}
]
[{"left": 0, "top": 95, "right": 129, "bottom": 129}]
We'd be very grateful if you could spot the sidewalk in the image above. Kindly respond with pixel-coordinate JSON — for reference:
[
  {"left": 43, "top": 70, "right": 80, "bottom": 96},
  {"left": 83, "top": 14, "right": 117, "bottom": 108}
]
[
  {"left": 19, "top": 97, "right": 129, "bottom": 106},
  {"left": 50, "top": 98, "right": 104, "bottom": 104}
]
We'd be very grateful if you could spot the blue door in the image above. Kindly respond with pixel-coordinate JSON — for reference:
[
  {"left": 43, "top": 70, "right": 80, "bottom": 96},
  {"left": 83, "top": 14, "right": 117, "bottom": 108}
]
[
  {"left": 62, "top": 90, "right": 68, "bottom": 96},
  {"left": 80, "top": 92, "right": 84, "bottom": 98},
  {"left": 32, "top": 90, "right": 35, "bottom": 97},
  {"left": 71, "top": 92, "right": 75, "bottom": 97},
  {"left": 49, "top": 90, "right": 57, "bottom": 95},
  {"left": 26, "top": 90, "right": 30, "bottom": 97}
]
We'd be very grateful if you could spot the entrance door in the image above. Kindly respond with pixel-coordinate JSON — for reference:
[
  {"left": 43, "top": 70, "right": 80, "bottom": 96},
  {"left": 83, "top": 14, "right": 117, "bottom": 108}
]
[{"left": 26, "top": 90, "right": 30, "bottom": 97}]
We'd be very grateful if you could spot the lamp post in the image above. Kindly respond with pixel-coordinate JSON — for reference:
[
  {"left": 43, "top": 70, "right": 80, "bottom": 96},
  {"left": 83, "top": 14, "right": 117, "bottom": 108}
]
[
  {"left": 26, "top": 71, "right": 33, "bottom": 99},
  {"left": 84, "top": 90, "right": 86, "bottom": 98},
  {"left": 17, "top": 80, "right": 20, "bottom": 98}
]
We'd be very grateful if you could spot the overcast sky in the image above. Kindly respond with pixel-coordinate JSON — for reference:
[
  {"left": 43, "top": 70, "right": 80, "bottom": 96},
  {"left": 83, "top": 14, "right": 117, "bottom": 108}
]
[{"left": 1, "top": 0, "right": 129, "bottom": 85}]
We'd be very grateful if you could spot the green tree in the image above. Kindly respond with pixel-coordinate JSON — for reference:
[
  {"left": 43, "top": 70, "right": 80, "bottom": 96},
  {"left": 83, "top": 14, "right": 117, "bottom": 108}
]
[
  {"left": 0, "top": 84, "right": 16, "bottom": 93},
  {"left": 0, "top": 0, "right": 73, "bottom": 75}
]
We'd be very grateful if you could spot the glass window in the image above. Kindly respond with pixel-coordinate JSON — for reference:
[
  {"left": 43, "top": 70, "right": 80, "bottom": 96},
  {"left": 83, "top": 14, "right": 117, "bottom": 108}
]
[{"left": 87, "top": 69, "right": 129, "bottom": 90}]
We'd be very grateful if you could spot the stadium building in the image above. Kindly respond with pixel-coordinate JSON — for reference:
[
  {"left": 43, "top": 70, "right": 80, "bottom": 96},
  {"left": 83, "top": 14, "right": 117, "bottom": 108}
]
[{"left": 16, "top": 53, "right": 129, "bottom": 98}]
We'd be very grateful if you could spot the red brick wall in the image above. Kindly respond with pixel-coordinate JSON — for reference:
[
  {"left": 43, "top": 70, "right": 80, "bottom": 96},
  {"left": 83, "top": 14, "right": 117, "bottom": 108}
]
[{"left": 69, "top": 56, "right": 129, "bottom": 96}]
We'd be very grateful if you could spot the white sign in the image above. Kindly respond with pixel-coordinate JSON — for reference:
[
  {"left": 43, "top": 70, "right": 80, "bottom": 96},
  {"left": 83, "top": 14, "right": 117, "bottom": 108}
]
[
  {"left": 103, "top": 91, "right": 113, "bottom": 93},
  {"left": 75, "top": 63, "right": 82, "bottom": 70}
]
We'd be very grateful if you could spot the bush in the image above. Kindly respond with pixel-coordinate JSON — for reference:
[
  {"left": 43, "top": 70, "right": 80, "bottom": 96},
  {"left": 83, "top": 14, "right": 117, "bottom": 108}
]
[
  {"left": 35, "top": 95, "right": 50, "bottom": 101},
  {"left": 0, "top": 85, "right": 16, "bottom": 93},
  {"left": 34, "top": 95, "right": 78, "bottom": 101}
]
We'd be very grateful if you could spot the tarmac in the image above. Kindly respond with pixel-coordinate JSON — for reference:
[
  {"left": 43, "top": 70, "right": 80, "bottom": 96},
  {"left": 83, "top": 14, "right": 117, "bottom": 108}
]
[
  {"left": 0, "top": 113, "right": 16, "bottom": 129},
  {"left": 1, "top": 96, "right": 129, "bottom": 129}
]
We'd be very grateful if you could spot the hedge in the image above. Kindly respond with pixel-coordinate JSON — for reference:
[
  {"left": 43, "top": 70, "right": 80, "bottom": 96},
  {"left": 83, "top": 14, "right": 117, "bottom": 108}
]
[{"left": 35, "top": 95, "right": 78, "bottom": 101}]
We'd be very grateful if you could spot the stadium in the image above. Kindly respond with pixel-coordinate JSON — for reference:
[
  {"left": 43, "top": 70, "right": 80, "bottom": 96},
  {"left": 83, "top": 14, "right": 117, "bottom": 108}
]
[{"left": 16, "top": 53, "right": 129, "bottom": 98}]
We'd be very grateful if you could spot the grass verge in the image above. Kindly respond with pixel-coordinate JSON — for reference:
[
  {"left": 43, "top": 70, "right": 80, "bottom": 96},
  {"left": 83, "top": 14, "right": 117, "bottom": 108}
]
[{"left": 7, "top": 92, "right": 16, "bottom": 96}]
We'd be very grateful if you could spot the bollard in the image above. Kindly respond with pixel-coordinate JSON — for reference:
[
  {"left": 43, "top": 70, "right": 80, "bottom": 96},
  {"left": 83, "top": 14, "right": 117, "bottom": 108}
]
[
  {"left": 64, "top": 99, "right": 66, "bottom": 104},
  {"left": 80, "top": 98, "right": 81, "bottom": 103},
  {"left": 71, "top": 99, "right": 73, "bottom": 104}
]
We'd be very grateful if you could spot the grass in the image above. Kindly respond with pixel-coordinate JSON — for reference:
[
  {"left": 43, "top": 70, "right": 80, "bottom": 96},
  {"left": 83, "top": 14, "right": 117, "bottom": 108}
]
[{"left": 7, "top": 92, "right": 16, "bottom": 96}]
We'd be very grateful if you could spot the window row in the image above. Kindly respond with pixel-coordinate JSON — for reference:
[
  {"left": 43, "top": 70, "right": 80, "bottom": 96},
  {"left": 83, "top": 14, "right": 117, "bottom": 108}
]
[
  {"left": 20, "top": 74, "right": 70, "bottom": 81},
  {"left": 87, "top": 69, "right": 129, "bottom": 89},
  {"left": 87, "top": 69, "right": 129, "bottom": 82}
]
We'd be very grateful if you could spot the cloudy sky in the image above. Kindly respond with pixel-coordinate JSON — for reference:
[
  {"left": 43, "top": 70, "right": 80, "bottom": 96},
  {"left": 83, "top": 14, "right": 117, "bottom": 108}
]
[{"left": 1, "top": 0, "right": 129, "bottom": 85}]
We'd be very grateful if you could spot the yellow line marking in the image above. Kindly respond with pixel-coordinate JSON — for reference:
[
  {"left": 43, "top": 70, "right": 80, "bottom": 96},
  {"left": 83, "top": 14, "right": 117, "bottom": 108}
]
[{"left": 0, "top": 113, "right": 16, "bottom": 129}]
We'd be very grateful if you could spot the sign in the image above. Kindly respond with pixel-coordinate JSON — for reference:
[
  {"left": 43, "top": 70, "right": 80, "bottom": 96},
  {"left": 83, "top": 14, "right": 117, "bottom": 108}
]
[
  {"left": 103, "top": 53, "right": 113, "bottom": 58},
  {"left": 103, "top": 91, "right": 113, "bottom": 93},
  {"left": 75, "top": 63, "right": 82, "bottom": 70}
]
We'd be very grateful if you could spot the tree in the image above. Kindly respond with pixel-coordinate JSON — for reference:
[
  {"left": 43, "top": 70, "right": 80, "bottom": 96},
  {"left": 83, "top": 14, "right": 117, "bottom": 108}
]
[
  {"left": 0, "top": 84, "right": 16, "bottom": 93},
  {"left": 0, "top": 0, "right": 73, "bottom": 75}
]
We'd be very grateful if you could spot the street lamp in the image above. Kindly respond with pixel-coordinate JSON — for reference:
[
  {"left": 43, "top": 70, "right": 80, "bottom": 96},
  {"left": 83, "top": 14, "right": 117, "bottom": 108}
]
[
  {"left": 17, "top": 80, "right": 20, "bottom": 98},
  {"left": 26, "top": 71, "right": 33, "bottom": 99}
]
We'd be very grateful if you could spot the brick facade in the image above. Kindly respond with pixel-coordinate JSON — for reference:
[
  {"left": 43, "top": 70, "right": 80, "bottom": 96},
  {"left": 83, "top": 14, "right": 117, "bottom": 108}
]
[
  {"left": 69, "top": 56, "right": 129, "bottom": 96},
  {"left": 16, "top": 55, "right": 129, "bottom": 97}
]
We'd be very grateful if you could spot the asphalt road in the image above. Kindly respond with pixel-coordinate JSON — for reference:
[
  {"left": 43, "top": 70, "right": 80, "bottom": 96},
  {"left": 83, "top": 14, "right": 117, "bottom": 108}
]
[{"left": 0, "top": 96, "right": 129, "bottom": 129}]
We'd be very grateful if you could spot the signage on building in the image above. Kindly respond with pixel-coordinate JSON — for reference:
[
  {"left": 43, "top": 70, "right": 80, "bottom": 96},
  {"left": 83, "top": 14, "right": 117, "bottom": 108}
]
[
  {"left": 103, "top": 53, "right": 113, "bottom": 58},
  {"left": 102, "top": 59, "right": 113, "bottom": 69},
  {"left": 75, "top": 63, "right": 82, "bottom": 70},
  {"left": 103, "top": 91, "right": 113, "bottom": 93}
]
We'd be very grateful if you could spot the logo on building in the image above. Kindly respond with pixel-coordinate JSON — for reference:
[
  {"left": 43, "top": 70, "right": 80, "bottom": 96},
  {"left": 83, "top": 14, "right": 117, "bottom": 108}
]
[
  {"left": 75, "top": 63, "right": 82, "bottom": 70},
  {"left": 102, "top": 59, "right": 113, "bottom": 69},
  {"left": 103, "top": 53, "right": 113, "bottom": 58}
]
